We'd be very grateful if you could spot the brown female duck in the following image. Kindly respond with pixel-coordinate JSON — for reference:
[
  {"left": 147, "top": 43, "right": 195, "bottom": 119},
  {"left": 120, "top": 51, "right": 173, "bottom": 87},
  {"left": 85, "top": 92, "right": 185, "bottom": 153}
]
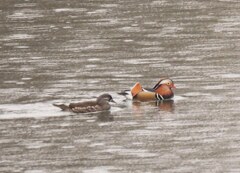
[{"left": 53, "top": 94, "right": 115, "bottom": 113}]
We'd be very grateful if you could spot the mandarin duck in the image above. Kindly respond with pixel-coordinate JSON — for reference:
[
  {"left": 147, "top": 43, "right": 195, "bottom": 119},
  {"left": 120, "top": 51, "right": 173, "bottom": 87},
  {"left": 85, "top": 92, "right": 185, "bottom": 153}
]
[
  {"left": 119, "top": 78, "right": 176, "bottom": 101},
  {"left": 53, "top": 94, "right": 116, "bottom": 113}
]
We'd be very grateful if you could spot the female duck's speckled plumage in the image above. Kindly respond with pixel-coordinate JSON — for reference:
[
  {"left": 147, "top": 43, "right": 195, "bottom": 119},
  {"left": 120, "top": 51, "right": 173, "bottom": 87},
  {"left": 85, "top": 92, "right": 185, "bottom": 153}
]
[{"left": 53, "top": 94, "right": 115, "bottom": 113}]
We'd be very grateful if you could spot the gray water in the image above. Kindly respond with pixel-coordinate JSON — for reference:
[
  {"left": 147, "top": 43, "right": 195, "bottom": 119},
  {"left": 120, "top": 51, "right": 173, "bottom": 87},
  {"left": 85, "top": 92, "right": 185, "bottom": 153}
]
[{"left": 1, "top": 0, "right": 240, "bottom": 172}]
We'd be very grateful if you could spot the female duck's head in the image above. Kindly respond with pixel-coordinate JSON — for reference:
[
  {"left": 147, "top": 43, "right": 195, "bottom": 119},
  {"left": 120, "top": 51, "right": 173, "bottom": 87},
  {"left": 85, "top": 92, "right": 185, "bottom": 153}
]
[{"left": 97, "top": 94, "right": 116, "bottom": 104}]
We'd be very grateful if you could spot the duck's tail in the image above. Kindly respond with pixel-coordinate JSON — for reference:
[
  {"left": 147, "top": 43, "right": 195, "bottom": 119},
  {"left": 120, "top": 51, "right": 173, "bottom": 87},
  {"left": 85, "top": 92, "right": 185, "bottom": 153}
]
[
  {"left": 118, "top": 82, "right": 144, "bottom": 100},
  {"left": 118, "top": 90, "right": 133, "bottom": 100},
  {"left": 52, "top": 103, "right": 71, "bottom": 111}
]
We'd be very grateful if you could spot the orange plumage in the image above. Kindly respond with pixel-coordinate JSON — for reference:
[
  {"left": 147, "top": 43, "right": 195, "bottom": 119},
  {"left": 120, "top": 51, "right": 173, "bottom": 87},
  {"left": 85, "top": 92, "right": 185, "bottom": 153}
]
[{"left": 129, "top": 78, "right": 176, "bottom": 101}]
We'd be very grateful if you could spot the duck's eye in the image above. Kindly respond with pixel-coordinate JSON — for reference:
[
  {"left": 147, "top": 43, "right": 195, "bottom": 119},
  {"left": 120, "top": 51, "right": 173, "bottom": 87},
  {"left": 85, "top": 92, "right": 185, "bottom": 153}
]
[{"left": 167, "top": 82, "right": 170, "bottom": 85}]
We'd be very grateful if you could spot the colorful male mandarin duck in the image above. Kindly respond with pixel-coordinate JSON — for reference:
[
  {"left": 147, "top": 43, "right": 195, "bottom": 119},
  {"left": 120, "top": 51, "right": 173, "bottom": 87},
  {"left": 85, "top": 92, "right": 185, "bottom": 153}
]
[
  {"left": 53, "top": 94, "right": 116, "bottom": 113},
  {"left": 119, "top": 78, "right": 176, "bottom": 101}
]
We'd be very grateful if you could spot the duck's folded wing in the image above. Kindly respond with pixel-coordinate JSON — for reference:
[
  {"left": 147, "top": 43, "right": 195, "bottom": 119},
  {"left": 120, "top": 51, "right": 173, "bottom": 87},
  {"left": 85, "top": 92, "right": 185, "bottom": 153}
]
[
  {"left": 71, "top": 105, "right": 101, "bottom": 113},
  {"left": 143, "top": 88, "right": 154, "bottom": 92},
  {"left": 69, "top": 101, "right": 97, "bottom": 109}
]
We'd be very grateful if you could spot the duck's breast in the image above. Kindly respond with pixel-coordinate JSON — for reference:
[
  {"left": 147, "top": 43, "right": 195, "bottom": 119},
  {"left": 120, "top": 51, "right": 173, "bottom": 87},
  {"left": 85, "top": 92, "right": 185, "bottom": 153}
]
[{"left": 155, "top": 84, "right": 174, "bottom": 99}]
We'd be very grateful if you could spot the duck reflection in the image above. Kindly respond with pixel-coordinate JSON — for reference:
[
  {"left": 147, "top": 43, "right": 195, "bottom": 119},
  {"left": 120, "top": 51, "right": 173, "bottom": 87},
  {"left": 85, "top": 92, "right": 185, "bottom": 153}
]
[
  {"left": 132, "top": 99, "right": 175, "bottom": 115},
  {"left": 155, "top": 99, "right": 175, "bottom": 112},
  {"left": 96, "top": 111, "right": 114, "bottom": 122}
]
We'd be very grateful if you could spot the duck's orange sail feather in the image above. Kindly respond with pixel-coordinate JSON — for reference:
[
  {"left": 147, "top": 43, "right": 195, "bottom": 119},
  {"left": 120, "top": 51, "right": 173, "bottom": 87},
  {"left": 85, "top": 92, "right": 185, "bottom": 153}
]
[{"left": 131, "top": 82, "right": 143, "bottom": 97}]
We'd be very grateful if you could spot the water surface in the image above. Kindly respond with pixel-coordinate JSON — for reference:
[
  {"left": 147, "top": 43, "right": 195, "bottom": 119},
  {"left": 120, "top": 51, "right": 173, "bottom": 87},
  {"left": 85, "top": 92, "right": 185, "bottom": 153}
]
[{"left": 1, "top": 0, "right": 240, "bottom": 172}]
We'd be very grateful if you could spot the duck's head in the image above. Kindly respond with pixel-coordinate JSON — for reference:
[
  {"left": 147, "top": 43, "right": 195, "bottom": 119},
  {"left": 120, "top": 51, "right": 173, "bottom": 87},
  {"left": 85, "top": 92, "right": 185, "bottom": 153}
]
[
  {"left": 97, "top": 94, "right": 116, "bottom": 103},
  {"left": 159, "top": 78, "right": 176, "bottom": 89},
  {"left": 153, "top": 78, "right": 176, "bottom": 90}
]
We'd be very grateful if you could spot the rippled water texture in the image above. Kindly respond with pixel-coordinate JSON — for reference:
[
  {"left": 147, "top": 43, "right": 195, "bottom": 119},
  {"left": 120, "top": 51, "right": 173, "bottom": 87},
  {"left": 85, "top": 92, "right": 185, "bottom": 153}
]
[{"left": 1, "top": 0, "right": 240, "bottom": 172}]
